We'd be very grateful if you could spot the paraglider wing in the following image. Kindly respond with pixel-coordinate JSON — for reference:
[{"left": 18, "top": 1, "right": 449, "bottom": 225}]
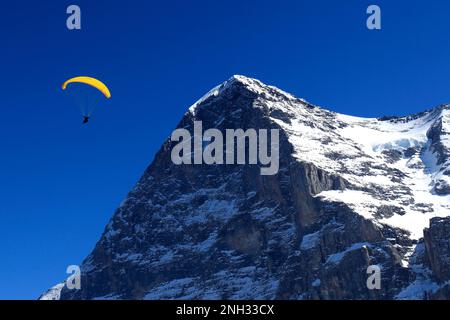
[{"left": 62, "top": 76, "right": 111, "bottom": 99}]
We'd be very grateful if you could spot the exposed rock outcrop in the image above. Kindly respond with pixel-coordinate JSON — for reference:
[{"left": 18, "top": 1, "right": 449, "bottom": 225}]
[{"left": 424, "top": 217, "right": 450, "bottom": 283}]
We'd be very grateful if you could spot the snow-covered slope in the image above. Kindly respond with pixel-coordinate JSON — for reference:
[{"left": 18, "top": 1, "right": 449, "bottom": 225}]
[
  {"left": 268, "top": 93, "right": 450, "bottom": 239},
  {"left": 45, "top": 75, "right": 450, "bottom": 300},
  {"left": 38, "top": 283, "right": 64, "bottom": 300}
]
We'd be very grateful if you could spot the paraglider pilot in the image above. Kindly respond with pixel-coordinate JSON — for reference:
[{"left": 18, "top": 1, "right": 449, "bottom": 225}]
[{"left": 61, "top": 76, "right": 111, "bottom": 125}]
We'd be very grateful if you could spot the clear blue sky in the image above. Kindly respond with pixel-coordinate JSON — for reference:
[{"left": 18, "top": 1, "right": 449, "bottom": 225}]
[{"left": 1, "top": 0, "right": 450, "bottom": 299}]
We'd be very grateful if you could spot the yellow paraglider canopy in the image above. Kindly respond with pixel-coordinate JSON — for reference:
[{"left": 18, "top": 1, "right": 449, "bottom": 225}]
[{"left": 62, "top": 76, "right": 111, "bottom": 99}]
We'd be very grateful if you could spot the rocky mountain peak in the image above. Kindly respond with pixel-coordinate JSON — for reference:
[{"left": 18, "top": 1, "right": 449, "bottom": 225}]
[
  {"left": 42, "top": 76, "right": 450, "bottom": 300},
  {"left": 188, "top": 75, "right": 305, "bottom": 118}
]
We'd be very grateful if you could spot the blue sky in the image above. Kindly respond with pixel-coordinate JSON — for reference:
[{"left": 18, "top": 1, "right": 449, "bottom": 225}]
[{"left": 1, "top": 0, "right": 450, "bottom": 299}]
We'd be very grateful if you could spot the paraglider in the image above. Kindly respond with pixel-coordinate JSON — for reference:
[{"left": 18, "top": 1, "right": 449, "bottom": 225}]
[{"left": 61, "top": 76, "right": 111, "bottom": 124}]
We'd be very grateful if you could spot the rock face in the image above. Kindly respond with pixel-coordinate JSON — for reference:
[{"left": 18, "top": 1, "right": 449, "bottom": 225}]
[
  {"left": 424, "top": 218, "right": 450, "bottom": 283},
  {"left": 44, "top": 76, "right": 450, "bottom": 300}
]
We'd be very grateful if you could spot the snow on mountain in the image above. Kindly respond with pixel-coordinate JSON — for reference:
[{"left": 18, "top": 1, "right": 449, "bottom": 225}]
[
  {"left": 38, "top": 283, "right": 64, "bottom": 300},
  {"left": 44, "top": 75, "right": 450, "bottom": 300},
  {"left": 194, "top": 75, "right": 450, "bottom": 239}
]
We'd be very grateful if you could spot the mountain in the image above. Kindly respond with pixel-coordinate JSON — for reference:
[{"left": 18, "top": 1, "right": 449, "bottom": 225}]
[{"left": 41, "top": 75, "right": 450, "bottom": 300}]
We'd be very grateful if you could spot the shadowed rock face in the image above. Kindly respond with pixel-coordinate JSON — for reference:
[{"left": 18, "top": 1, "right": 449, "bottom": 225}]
[
  {"left": 47, "top": 76, "right": 449, "bottom": 300},
  {"left": 424, "top": 218, "right": 450, "bottom": 283}
]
